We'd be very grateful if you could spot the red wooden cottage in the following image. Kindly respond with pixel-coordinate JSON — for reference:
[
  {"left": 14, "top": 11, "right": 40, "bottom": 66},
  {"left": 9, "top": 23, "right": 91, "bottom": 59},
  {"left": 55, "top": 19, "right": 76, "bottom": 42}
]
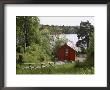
[{"left": 57, "top": 43, "right": 76, "bottom": 61}]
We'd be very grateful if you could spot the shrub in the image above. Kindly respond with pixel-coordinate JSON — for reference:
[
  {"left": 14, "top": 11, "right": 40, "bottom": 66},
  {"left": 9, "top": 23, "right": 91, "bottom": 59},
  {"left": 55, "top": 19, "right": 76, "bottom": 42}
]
[
  {"left": 16, "top": 46, "right": 24, "bottom": 53},
  {"left": 17, "top": 54, "right": 24, "bottom": 65},
  {"left": 74, "top": 60, "right": 85, "bottom": 68},
  {"left": 22, "top": 44, "right": 52, "bottom": 63}
]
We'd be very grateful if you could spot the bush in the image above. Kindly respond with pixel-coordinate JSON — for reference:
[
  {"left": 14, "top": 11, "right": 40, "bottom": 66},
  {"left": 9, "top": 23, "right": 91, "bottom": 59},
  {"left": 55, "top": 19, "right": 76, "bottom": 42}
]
[
  {"left": 74, "top": 60, "right": 85, "bottom": 68},
  {"left": 17, "top": 54, "right": 24, "bottom": 65},
  {"left": 86, "top": 32, "right": 94, "bottom": 67},
  {"left": 22, "top": 44, "right": 52, "bottom": 63},
  {"left": 84, "top": 58, "right": 94, "bottom": 67},
  {"left": 16, "top": 46, "right": 24, "bottom": 53},
  {"left": 74, "top": 59, "right": 94, "bottom": 68}
]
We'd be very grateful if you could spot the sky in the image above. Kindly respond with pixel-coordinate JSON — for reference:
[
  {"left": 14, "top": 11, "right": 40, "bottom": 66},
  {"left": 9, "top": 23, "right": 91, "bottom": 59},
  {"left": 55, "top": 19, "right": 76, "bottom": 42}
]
[{"left": 38, "top": 16, "right": 94, "bottom": 26}]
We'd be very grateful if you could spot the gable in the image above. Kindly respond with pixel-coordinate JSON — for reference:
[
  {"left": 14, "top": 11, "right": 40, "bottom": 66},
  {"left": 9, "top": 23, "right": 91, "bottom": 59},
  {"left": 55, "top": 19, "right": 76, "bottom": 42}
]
[{"left": 58, "top": 44, "right": 75, "bottom": 52}]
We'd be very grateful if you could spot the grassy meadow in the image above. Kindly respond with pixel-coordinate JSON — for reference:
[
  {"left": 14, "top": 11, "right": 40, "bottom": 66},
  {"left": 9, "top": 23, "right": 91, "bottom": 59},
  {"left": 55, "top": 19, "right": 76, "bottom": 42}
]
[{"left": 16, "top": 61, "right": 94, "bottom": 74}]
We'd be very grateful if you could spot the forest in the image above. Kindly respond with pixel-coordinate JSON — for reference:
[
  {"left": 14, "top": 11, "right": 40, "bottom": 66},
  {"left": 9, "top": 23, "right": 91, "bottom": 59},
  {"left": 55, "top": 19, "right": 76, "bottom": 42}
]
[
  {"left": 16, "top": 16, "right": 94, "bottom": 74},
  {"left": 39, "top": 24, "right": 79, "bottom": 34}
]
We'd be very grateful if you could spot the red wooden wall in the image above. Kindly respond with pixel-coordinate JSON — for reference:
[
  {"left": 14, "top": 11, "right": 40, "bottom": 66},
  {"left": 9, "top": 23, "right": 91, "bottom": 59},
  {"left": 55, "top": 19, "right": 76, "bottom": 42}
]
[{"left": 57, "top": 44, "right": 75, "bottom": 61}]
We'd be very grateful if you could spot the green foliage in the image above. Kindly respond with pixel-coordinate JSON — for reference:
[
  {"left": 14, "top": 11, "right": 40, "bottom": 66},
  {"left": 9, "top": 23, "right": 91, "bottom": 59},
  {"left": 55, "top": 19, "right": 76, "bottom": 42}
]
[
  {"left": 22, "top": 44, "right": 51, "bottom": 63},
  {"left": 16, "top": 46, "right": 24, "bottom": 53},
  {"left": 17, "top": 54, "right": 24, "bottom": 65},
  {"left": 40, "top": 29, "right": 52, "bottom": 56},
  {"left": 39, "top": 24, "right": 79, "bottom": 34},
  {"left": 86, "top": 32, "right": 94, "bottom": 66},
  {"left": 16, "top": 16, "right": 52, "bottom": 64},
  {"left": 52, "top": 36, "right": 68, "bottom": 60},
  {"left": 55, "top": 37, "right": 67, "bottom": 49},
  {"left": 75, "top": 32, "right": 94, "bottom": 67},
  {"left": 76, "top": 21, "right": 94, "bottom": 50},
  {"left": 16, "top": 16, "right": 40, "bottom": 48},
  {"left": 74, "top": 60, "right": 84, "bottom": 67},
  {"left": 16, "top": 63, "right": 94, "bottom": 74}
]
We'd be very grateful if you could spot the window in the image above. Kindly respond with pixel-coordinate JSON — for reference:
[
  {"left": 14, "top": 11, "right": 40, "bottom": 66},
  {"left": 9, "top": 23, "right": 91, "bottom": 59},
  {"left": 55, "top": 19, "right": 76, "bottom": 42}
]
[{"left": 65, "top": 48, "right": 69, "bottom": 56}]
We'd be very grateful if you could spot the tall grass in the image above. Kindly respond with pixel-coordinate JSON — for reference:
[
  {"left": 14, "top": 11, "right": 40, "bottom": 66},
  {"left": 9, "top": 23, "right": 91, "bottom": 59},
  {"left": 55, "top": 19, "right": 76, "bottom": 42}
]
[{"left": 16, "top": 62, "right": 94, "bottom": 74}]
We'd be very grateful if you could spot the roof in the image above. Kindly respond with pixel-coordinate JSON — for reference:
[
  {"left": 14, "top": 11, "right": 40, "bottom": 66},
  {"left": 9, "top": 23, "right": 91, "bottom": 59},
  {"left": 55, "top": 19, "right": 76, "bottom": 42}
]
[{"left": 60, "top": 41, "right": 81, "bottom": 52}]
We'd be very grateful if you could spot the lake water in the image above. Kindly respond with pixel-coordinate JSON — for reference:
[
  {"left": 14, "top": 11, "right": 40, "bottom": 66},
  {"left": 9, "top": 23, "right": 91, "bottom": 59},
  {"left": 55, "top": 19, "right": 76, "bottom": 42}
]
[
  {"left": 59, "top": 34, "right": 78, "bottom": 45},
  {"left": 50, "top": 34, "right": 80, "bottom": 51}
]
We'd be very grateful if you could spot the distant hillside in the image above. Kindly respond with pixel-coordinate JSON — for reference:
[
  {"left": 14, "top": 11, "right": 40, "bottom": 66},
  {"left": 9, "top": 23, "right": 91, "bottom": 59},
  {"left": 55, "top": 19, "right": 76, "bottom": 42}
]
[{"left": 39, "top": 24, "right": 80, "bottom": 34}]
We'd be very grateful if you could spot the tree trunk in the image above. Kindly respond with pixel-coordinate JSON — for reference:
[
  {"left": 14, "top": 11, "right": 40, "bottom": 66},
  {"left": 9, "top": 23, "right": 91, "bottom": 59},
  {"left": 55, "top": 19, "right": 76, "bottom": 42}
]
[
  {"left": 24, "top": 17, "right": 28, "bottom": 52},
  {"left": 87, "top": 36, "right": 89, "bottom": 48}
]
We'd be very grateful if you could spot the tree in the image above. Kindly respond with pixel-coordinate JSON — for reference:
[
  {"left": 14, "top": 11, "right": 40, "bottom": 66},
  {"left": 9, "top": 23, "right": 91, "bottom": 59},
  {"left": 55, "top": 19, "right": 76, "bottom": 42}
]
[
  {"left": 16, "top": 16, "right": 25, "bottom": 47},
  {"left": 17, "top": 16, "right": 55, "bottom": 62},
  {"left": 52, "top": 36, "right": 68, "bottom": 60},
  {"left": 76, "top": 21, "right": 94, "bottom": 52},
  {"left": 87, "top": 32, "right": 94, "bottom": 60},
  {"left": 39, "top": 24, "right": 79, "bottom": 34},
  {"left": 16, "top": 16, "right": 40, "bottom": 52},
  {"left": 40, "top": 28, "right": 52, "bottom": 56},
  {"left": 85, "top": 32, "right": 94, "bottom": 67}
]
